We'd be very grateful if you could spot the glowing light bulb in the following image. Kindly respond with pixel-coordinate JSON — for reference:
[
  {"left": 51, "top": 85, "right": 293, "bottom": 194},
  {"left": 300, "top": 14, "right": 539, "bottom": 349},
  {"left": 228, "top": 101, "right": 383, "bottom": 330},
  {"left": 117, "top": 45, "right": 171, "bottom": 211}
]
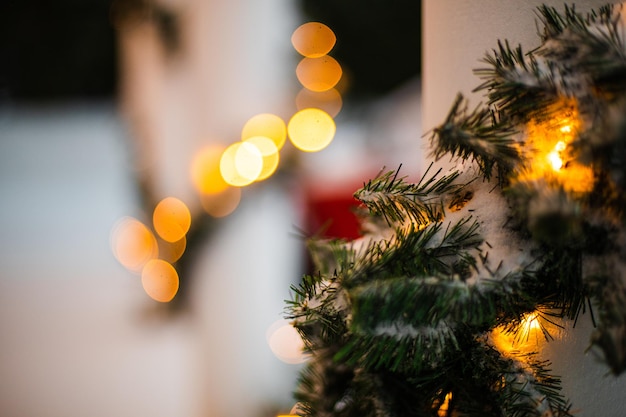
[
  {"left": 267, "top": 320, "right": 308, "bottom": 364},
  {"left": 291, "top": 22, "right": 336, "bottom": 58},
  {"left": 241, "top": 113, "right": 287, "bottom": 150},
  {"left": 522, "top": 312, "right": 541, "bottom": 331},
  {"left": 437, "top": 392, "right": 453, "bottom": 417},
  {"left": 220, "top": 142, "right": 263, "bottom": 186},
  {"left": 547, "top": 151, "right": 563, "bottom": 171},
  {"left": 111, "top": 217, "right": 159, "bottom": 273},
  {"left": 190, "top": 145, "right": 229, "bottom": 195},
  {"left": 296, "top": 56, "right": 343, "bottom": 92},
  {"left": 288, "top": 108, "right": 336, "bottom": 152},
  {"left": 153, "top": 197, "right": 191, "bottom": 243},
  {"left": 243, "top": 136, "right": 279, "bottom": 181},
  {"left": 547, "top": 141, "right": 566, "bottom": 171},
  {"left": 141, "top": 259, "right": 179, "bottom": 302}
]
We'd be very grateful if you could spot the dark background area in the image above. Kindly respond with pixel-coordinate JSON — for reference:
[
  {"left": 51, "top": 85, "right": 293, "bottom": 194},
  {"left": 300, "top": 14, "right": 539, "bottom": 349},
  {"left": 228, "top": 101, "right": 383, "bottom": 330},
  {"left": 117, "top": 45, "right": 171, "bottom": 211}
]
[
  {"left": 0, "top": 0, "right": 117, "bottom": 102},
  {"left": 299, "top": 0, "right": 421, "bottom": 100},
  {"left": 0, "top": 0, "right": 420, "bottom": 103}
]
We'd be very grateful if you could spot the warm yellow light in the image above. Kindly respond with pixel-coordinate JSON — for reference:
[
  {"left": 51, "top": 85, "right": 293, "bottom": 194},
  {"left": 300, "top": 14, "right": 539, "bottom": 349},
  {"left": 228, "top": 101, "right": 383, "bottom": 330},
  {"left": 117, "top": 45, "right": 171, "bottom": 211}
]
[
  {"left": 190, "top": 145, "right": 229, "bottom": 195},
  {"left": 235, "top": 142, "right": 263, "bottom": 179},
  {"left": 296, "top": 87, "right": 343, "bottom": 118},
  {"left": 141, "top": 259, "right": 179, "bottom": 302},
  {"left": 244, "top": 136, "right": 280, "bottom": 181},
  {"left": 220, "top": 142, "right": 263, "bottom": 187},
  {"left": 241, "top": 113, "right": 287, "bottom": 150},
  {"left": 296, "top": 56, "right": 343, "bottom": 92},
  {"left": 291, "top": 21, "right": 336, "bottom": 58},
  {"left": 437, "top": 392, "right": 453, "bottom": 417},
  {"left": 153, "top": 197, "right": 192, "bottom": 243},
  {"left": 111, "top": 217, "right": 159, "bottom": 273},
  {"left": 547, "top": 151, "right": 563, "bottom": 171},
  {"left": 267, "top": 320, "right": 308, "bottom": 364},
  {"left": 200, "top": 186, "right": 242, "bottom": 218},
  {"left": 517, "top": 99, "right": 594, "bottom": 193},
  {"left": 288, "top": 108, "right": 336, "bottom": 152},
  {"left": 491, "top": 312, "right": 545, "bottom": 353},
  {"left": 522, "top": 312, "right": 541, "bottom": 331}
]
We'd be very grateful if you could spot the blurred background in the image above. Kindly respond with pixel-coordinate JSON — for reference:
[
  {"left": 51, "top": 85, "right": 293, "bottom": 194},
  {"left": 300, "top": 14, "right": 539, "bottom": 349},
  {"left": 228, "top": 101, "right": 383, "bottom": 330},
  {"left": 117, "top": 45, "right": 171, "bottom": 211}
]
[{"left": 0, "top": 1, "right": 422, "bottom": 416}]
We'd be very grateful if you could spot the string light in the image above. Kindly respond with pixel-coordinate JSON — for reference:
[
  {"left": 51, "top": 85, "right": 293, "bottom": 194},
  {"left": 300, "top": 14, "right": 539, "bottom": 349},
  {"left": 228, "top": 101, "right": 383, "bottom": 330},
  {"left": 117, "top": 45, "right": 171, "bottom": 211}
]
[
  {"left": 547, "top": 140, "right": 566, "bottom": 172},
  {"left": 288, "top": 108, "right": 336, "bottom": 152},
  {"left": 220, "top": 142, "right": 263, "bottom": 186},
  {"left": 516, "top": 100, "right": 594, "bottom": 193},
  {"left": 241, "top": 113, "right": 287, "bottom": 151},
  {"left": 152, "top": 197, "right": 191, "bottom": 243},
  {"left": 267, "top": 319, "right": 308, "bottom": 364},
  {"left": 291, "top": 21, "right": 336, "bottom": 58},
  {"left": 243, "top": 136, "right": 280, "bottom": 181},
  {"left": 190, "top": 145, "right": 229, "bottom": 195},
  {"left": 141, "top": 259, "right": 179, "bottom": 302},
  {"left": 437, "top": 392, "right": 453, "bottom": 417},
  {"left": 296, "top": 56, "right": 343, "bottom": 92},
  {"left": 111, "top": 217, "right": 159, "bottom": 273},
  {"left": 114, "top": 20, "right": 344, "bottom": 303}
]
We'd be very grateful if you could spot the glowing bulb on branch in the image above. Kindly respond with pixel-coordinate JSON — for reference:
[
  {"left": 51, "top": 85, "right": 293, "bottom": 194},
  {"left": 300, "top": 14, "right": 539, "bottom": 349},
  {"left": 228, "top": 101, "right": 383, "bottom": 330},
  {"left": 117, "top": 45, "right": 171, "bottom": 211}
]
[
  {"left": 547, "top": 141, "right": 566, "bottom": 171},
  {"left": 437, "top": 392, "right": 453, "bottom": 417}
]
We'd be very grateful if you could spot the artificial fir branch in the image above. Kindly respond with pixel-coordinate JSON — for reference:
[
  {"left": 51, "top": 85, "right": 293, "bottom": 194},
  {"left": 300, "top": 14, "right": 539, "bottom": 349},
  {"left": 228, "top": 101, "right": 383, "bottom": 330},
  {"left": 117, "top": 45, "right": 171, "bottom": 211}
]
[
  {"left": 286, "top": 3, "right": 626, "bottom": 416},
  {"left": 354, "top": 164, "right": 465, "bottom": 227},
  {"left": 428, "top": 93, "right": 520, "bottom": 181},
  {"left": 473, "top": 40, "right": 560, "bottom": 123}
]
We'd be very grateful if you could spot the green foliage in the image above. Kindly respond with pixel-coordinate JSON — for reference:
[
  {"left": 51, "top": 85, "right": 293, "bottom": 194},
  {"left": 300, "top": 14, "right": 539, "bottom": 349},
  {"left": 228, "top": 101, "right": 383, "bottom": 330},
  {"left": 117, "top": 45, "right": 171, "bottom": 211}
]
[
  {"left": 428, "top": 94, "right": 520, "bottom": 181},
  {"left": 286, "top": 3, "right": 626, "bottom": 416}
]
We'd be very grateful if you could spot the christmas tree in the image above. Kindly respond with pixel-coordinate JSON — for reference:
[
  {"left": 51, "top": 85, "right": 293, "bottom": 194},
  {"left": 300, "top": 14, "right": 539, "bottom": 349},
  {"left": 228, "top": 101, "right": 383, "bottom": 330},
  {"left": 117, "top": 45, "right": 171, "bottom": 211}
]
[{"left": 285, "top": 4, "right": 626, "bottom": 416}]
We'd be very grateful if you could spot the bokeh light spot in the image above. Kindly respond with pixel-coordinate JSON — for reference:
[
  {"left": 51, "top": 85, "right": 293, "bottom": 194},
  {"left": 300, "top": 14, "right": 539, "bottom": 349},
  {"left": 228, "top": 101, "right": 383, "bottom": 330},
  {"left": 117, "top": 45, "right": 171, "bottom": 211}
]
[
  {"left": 200, "top": 186, "right": 242, "bottom": 218},
  {"left": 267, "top": 320, "right": 308, "bottom": 364},
  {"left": 296, "top": 56, "right": 342, "bottom": 92},
  {"left": 153, "top": 197, "right": 191, "bottom": 243},
  {"left": 296, "top": 87, "right": 342, "bottom": 118},
  {"left": 244, "top": 136, "right": 280, "bottom": 181},
  {"left": 291, "top": 22, "right": 336, "bottom": 58},
  {"left": 190, "top": 145, "right": 229, "bottom": 195},
  {"left": 288, "top": 108, "right": 336, "bottom": 152},
  {"left": 141, "top": 259, "right": 179, "bottom": 302},
  {"left": 111, "top": 217, "right": 159, "bottom": 273},
  {"left": 235, "top": 142, "right": 263, "bottom": 180},
  {"left": 241, "top": 113, "right": 287, "bottom": 150},
  {"left": 220, "top": 142, "right": 263, "bottom": 187}
]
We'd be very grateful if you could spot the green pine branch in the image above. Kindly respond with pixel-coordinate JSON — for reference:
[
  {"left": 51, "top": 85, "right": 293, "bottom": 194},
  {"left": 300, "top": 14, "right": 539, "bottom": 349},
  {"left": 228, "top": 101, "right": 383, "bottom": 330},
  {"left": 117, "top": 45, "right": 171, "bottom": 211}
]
[
  {"left": 428, "top": 93, "right": 520, "bottom": 181},
  {"left": 354, "top": 164, "right": 465, "bottom": 227}
]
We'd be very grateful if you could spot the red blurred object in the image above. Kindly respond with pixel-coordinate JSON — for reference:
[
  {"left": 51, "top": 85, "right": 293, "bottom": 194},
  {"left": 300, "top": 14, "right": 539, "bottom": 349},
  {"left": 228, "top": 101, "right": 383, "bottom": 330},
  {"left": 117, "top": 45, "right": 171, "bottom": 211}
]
[{"left": 304, "top": 185, "right": 362, "bottom": 241}]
